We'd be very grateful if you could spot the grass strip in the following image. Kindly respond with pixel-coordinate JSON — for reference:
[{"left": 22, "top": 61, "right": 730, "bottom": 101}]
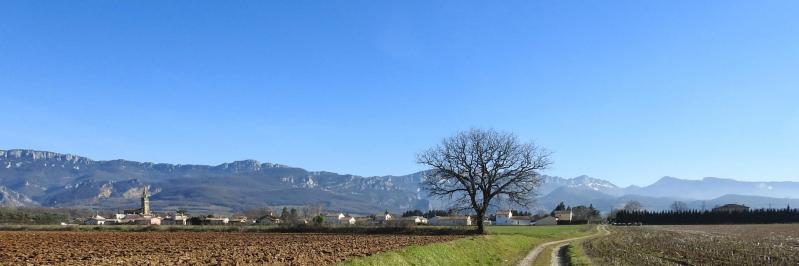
[
  {"left": 564, "top": 241, "right": 594, "bottom": 266},
  {"left": 342, "top": 225, "right": 594, "bottom": 266}
]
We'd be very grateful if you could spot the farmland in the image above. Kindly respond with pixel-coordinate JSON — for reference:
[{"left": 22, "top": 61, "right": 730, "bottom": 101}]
[
  {"left": 582, "top": 224, "right": 799, "bottom": 265},
  {"left": 0, "top": 231, "right": 461, "bottom": 265}
]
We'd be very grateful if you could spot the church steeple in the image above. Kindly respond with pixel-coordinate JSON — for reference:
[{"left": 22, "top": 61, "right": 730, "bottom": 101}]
[{"left": 141, "top": 186, "right": 150, "bottom": 215}]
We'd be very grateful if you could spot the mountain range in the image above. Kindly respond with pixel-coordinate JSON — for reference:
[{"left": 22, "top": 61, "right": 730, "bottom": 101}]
[{"left": 1, "top": 149, "right": 797, "bottom": 214}]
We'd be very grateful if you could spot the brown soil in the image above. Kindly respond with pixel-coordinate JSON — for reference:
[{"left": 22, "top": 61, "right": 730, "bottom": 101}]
[
  {"left": 583, "top": 224, "right": 799, "bottom": 265},
  {"left": 0, "top": 231, "right": 461, "bottom": 265}
]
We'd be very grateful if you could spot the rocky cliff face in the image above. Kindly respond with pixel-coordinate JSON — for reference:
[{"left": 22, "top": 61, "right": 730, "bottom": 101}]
[
  {"left": 0, "top": 149, "right": 426, "bottom": 214},
  {"left": 0, "top": 185, "right": 35, "bottom": 207}
]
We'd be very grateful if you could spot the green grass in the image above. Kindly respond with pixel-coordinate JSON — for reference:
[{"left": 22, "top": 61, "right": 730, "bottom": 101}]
[
  {"left": 341, "top": 225, "right": 594, "bottom": 266},
  {"left": 564, "top": 241, "right": 594, "bottom": 266}
]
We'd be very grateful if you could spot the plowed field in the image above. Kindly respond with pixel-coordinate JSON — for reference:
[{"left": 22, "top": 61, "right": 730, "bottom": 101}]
[
  {"left": 0, "top": 231, "right": 461, "bottom": 265},
  {"left": 583, "top": 224, "right": 799, "bottom": 265}
]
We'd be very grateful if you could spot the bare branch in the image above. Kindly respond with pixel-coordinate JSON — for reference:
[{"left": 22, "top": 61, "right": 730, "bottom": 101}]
[{"left": 416, "top": 128, "right": 551, "bottom": 233}]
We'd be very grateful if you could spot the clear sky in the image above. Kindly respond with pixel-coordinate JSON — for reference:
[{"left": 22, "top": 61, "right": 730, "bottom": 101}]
[{"left": 1, "top": 1, "right": 797, "bottom": 186}]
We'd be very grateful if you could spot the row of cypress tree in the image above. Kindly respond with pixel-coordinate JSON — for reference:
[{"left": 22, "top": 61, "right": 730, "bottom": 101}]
[{"left": 612, "top": 207, "right": 799, "bottom": 224}]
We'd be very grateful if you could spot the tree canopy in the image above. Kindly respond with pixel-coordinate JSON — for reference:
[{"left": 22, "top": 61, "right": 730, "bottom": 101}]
[{"left": 417, "top": 128, "right": 551, "bottom": 233}]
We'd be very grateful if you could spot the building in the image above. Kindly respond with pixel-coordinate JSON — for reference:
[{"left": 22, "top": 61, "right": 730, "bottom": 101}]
[
  {"left": 229, "top": 216, "right": 248, "bottom": 225},
  {"left": 354, "top": 217, "right": 373, "bottom": 225},
  {"left": 257, "top": 216, "right": 281, "bottom": 225},
  {"left": 203, "top": 217, "right": 230, "bottom": 225},
  {"left": 508, "top": 216, "right": 533, "bottom": 225},
  {"left": 428, "top": 216, "right": 472, "bottom": 226},
  {"left": 114, "top": 214, "right": 161, "bottom": 225},
  {"left": 712, "top": 204, "right": 750, "bottom": 213},
  {"left": 375, "top": 212, "right": 394, "bottom": 223},
  {"left": 400, "top": 216, "right": 428, "bottom": 225},
  {"left": 533, "top": 216, "right": 557, "bottom": 226},
  {"left": 123, "top": 186, "right": 152, "bottom": 215},
  {"left": 85, "top": 215, "right": 110, "bottom": 225},
  {"left": 339, "top": 216, "right": 356, "bottom": 225},
  {"left": 117, "top": 214, "right": 139, "bottom": 224},
  {"left": 162, "top": 214, "right": 189, "bottom": 225},
  {"left": 554, "top": 210, "right": 573, "bottom": 222},
  {"left": 323, "top": 213, "right": 346, "bottom": 224},
  {"left": 322, "top": 213, "right": 357, "bottom": 225},
  {"left": 495, "top": 210, "right": 512, "bottom": 225},
  {"left": 132, "top": 216, "right": 162, "bottom": 225},
  {"left": 106, "top": 186, "right": 163, "bottom": 225},
  {"left": 495, "top": 210, "right": 534, "bottom": 225},
  {"left": 388, "top": 216, "right": 428, "bottom": 226}
]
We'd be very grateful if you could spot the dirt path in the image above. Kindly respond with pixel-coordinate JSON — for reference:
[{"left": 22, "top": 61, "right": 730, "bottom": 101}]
[
  {"left": 549, "top": 242, "right": 570, "bottom": 266},
  {"left": 517, "top": 225, "right": 609, "bottom": 266}
]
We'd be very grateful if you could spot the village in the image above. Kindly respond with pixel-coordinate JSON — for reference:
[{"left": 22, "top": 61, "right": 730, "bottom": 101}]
[{"left": 82, "top": 186, "right": 580, "bottom": 227}]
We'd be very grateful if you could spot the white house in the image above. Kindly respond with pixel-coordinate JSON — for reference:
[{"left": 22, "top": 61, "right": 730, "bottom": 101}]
[
  {"left": 258, "top": 216, "right": 281, "bottom": 225},
  {"left": 114, "top": 214, "right": 160, "bottom": 225},
  {"left": 495, "top": 210, "right": 512, "bottom": 225},
  {"left": 162, "top": 214, "right": 189, "bottom": 225},
  {"left": 428, "top": 216, "right": 472, "bottom": 226},
  {"left": 401, "top": 216, "right": 428, "bottom": 225},
  {"left": 85, "top": 215, "right": 109, "bottom": 225},
  {"left": 375, "top": 213, "right": 394, "bottom": 223},
  {"left": 389, "top": 216, "right": 428, "bottom": 226},
  {"left": 135, "top": 216, "right": 162, "bottom": 225},
  {"left": 324, "top": 213, "right": 347, "bottom": 224},
  {"left": 339, "top": 216, "right": 357, "bottom": 225},
  {"left": 228, "top": 216, "right": 248, "bottom": 225},
  {"left": 496, "top": 210, "right": 533, "bottom": 225},
  {"left": 508, "top": 216, "right": 533, "bottom": 225},
  {"left": 204, "top": 217, "right": 229, "bottom": 225}
]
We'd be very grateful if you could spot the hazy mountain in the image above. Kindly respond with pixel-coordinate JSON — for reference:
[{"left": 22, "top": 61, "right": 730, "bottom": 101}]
[
  {"left": 2, "top": 149, "right": 797, "bottom": 215},
  {"left": 537, "top": 187, "right": 798, "bottom": 213},
  {"left": 536, "top": 185, "right": 679, "bottom": 213},
  {"left": 538, "top": 175, "right": 623, "bottom": 196},
  {"left": 622, "top": 176, "right": 799, "bottom": 200},
  {"left": 686, "top": 194, "right": 799, "bottom": 210},
  {"left": 530, "top": 175, "right": 799, "bottom": 212}
]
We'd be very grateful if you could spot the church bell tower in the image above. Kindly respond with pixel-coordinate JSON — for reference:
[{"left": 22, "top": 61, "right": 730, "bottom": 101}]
[{"left": 141, "top": 186, "right": 150, "bottom": 215}]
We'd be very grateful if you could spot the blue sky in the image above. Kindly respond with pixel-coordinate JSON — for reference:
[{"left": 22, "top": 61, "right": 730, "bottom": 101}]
[{"left": 1, "top": 1, "right": 797, "bottom": 186}]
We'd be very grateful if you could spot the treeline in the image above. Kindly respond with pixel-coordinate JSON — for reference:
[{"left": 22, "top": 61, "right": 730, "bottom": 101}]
[
  {"left": 612, "top": 208, "right": 799, "bottom": 225},
  {"left": 552, "top": 202, "right": 601, "bottom": 224},
  {"left": 402, "top": 209, "right": 454, "bottom": 218},
  {"left": 0, "top": 207, "right": 92, "bottom": 224}
]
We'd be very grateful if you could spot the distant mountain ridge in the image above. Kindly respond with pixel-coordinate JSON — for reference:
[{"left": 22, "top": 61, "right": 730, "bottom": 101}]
[
  {"left": 538, "top": 175, "right": 623, "bottom": 196},
  {"left": 535, "top": 175, "right": 799, "bottom": 213},
  {"left": 1, "top": 149, "right": 797, "bottom": 214},
  {"left": 0, "top": 149, "right": 428, "bottom": 214},
  {"left": 621, "top": 176, "right": 799, "bottom": 200}
]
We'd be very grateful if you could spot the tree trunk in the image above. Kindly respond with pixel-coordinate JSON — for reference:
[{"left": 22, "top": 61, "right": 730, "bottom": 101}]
[{"left": 476, "top": 212, "right": 485, "bottom": 234}]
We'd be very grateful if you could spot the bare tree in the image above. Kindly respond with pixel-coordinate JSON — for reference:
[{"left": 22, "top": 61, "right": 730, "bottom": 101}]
[
  {"left": 623, "top": 201, "right": 643, "bottom": 211},
  {"left": 242, "top": 207, "right": 274, "bottom": 219},
  {"left": 670, "top": 201, "right": 688, "bottom": 212},
  {"left": 417, "top": 128, "right": 552, "bottom": 234}
]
